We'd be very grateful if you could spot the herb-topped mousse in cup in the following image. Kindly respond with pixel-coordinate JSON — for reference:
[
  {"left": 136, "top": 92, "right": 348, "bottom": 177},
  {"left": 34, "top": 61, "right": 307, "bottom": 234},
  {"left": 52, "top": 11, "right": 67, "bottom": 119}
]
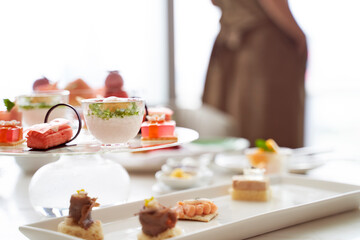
[
  {"left": 17, "top": 90, "right": 69, "bottom": 127},
  {"left": 82, "top": 97, "right": 145, "bottom": 145}
]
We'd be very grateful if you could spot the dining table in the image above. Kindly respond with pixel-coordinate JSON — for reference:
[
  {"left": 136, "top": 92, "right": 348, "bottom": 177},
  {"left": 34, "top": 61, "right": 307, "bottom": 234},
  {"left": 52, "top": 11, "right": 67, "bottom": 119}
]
[{"left": 1, "top": 151, "right": 360, "bottom": 240}]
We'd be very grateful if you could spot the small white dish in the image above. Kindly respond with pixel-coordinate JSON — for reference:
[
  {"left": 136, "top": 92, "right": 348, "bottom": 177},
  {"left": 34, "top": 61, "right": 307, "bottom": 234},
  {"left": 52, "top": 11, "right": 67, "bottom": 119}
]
[
  {"left": 155, "top": 171, "right": 199, "bottom": 189},
  {"left": 155, "top": 168, "right": 213, "bottom": 190},
  {"left": 214, "top": 153, "right": 251, "bottom": 173}
]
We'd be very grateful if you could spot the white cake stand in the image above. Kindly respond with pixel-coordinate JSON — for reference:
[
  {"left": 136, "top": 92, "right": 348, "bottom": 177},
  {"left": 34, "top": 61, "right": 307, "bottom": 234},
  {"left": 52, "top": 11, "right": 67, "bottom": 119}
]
[{"left": 0, "top": 127, "right": 198, "bottom": 217}]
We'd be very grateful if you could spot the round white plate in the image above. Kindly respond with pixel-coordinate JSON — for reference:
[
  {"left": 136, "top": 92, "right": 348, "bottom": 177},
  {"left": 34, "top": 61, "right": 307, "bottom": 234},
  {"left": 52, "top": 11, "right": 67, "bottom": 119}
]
[
  {"left": 214, "top": 153, "right": 327, "bottom": 174},
  {"left": 104, "top": 137, "right": 249, "bottom": 172},
  {"left": 0, "top": 127, "right": 199, "bottom": 156}
]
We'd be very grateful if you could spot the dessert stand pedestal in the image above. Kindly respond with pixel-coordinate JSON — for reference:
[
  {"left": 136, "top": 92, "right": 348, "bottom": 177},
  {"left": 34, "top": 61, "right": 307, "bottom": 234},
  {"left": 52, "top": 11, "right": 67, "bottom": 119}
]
[{"left": 0, "top": 127, "right": 199, "bottom": 217}]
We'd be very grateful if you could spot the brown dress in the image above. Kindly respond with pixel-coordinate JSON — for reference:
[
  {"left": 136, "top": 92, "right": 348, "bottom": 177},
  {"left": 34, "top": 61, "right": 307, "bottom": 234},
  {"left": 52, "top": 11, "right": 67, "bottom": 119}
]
[{"left": 202, "top": 0, "right": 307, "bottom": 148}]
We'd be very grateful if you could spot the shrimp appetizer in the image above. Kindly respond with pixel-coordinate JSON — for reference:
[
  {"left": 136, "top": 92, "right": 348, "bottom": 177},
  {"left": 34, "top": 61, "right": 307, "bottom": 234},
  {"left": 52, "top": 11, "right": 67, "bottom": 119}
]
[{"left": 172, "top": 198, "right": 218, "bottom": 222}]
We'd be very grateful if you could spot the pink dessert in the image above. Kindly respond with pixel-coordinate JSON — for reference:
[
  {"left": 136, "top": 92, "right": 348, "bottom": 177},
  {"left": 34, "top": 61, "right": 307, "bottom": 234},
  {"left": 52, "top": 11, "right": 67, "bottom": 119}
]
[
  {"left": 104, "top": 71, "right": 128, "bottom": 98},
  {"left": 141, "top": 114, "right": 177, "bottom": 144},
  {"left": 0, "top": 120, "right": 24, "bottom": 146},
  {"left": 26, "top": 118, "right": 73, "bottom": 149},
  {"left": 148, "top": 107, "right": 173, "bottom": 121}
]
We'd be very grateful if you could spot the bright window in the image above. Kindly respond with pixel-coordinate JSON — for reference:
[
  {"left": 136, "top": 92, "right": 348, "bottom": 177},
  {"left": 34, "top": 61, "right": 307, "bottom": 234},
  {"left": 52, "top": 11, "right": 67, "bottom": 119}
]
[{"left": 0, "top": 0, "right": 168, "bottom": 105}]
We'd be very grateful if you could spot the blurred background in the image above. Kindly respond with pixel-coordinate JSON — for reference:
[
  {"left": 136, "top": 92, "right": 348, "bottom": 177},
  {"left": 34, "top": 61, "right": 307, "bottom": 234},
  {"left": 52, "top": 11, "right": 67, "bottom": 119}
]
[{"left": 1, "top": 0, "right": 360, "bottom": 153}]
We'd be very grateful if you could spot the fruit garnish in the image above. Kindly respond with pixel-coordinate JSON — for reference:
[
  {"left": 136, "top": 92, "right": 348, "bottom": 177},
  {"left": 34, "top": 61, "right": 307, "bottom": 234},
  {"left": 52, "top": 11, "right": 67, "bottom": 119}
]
[
  {"left": 144, "top": 196, "right": 155, "bottom": 207},
  {"left": 76, "top": 189, "right": 86, "bottom": 194},
  {"left": 33, "top": 77, "right": 50, "bottom": 90},
  {"left": 146, "top": 113, "right": 165, "bottom": 123},
  {"left": 255, "top": 138, "right": 279, "bottom": 152},
  {"left": 105, "top": 71, "right": 124, "bottom": 88},
  {"left": 102, "top": 102, "right": 131, "bottom": 111},
  {"left": 265, "top": 139, "right": 279, "bottom": 153},
  {"left": 170, "top": 168, "right": 192, "bottom": 179},
  {"left": 3, "top": 99, "right": 15, "bottom": 112},
  {"left": 88, "top": 102, "right": 140, "bottom": 120}
]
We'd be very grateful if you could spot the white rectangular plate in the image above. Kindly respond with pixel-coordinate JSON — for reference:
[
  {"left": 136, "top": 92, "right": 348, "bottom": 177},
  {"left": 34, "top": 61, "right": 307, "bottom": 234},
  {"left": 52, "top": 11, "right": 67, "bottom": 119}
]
[{"left": 20, "top": 175, "right": 360, "bottom": 240}]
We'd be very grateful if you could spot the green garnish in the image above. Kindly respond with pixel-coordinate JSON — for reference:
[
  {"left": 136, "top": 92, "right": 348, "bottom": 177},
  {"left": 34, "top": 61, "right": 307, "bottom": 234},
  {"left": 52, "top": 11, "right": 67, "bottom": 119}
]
[
  {"left": 19, "top": 103, "right": 54, "bottom": 110},
  {"left": 88, "top": 102, "right": 140, "bottom": 120},
  {"left": 255, "top": 139, "right": 271, "bottom": 152},
  {"left": 3, "top": 99, "right": 15, "bottom": 112}
]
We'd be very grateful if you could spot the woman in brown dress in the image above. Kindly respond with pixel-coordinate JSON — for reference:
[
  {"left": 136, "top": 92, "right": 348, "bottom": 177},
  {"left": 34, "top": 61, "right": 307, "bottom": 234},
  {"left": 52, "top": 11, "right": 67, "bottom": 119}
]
[{"left": 203, "top": 0, "right": 307, "bottom": 148}]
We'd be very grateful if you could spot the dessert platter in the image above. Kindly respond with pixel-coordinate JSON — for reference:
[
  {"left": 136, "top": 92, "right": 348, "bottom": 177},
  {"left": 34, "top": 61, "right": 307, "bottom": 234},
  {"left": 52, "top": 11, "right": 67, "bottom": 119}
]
[
  {"left": 0, "top": 73, "right": 199, "bottom": 157},
  {"left": 0, "top": 91, "right": 200, "bottom": 218},
  {"left": 20, "top": 174, "right": 360, "bottom": 240}
]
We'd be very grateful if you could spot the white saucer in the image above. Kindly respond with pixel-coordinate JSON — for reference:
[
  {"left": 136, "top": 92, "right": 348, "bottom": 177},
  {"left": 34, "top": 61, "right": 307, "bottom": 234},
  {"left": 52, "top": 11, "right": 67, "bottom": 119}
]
[{"left": 214, "top": 153, "right": 327, "bottom": 174}]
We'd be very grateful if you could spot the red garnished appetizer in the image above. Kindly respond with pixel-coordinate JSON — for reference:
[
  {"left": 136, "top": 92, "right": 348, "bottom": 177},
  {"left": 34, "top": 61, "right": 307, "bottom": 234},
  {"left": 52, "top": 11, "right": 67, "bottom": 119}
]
[
  {"left": 141, "top": 114, "right": 177, "bottom": 144},
  {"left": 138, "top": 197, "right": 181, "bottom": 240},
  {"left": 26, "top": 118, "right": 73, "bottom": 149},
  {"left": 0, "top": 99, "right": 22, "bottom": 123},
  {"left": 0, "top": 120, "right": 24, "bottom": 146},
  {"left": 58, "top": 189, "right": 103, "bottom": 240},
  {"left": 172, "top": 198, "right": 218, "bottom": 222}
]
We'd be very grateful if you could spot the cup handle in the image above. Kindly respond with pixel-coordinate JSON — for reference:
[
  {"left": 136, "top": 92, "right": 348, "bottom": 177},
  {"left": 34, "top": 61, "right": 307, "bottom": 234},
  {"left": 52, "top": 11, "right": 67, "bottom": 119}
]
[{"left": 44, "top": 103, "right": 82, "bottom": 144}]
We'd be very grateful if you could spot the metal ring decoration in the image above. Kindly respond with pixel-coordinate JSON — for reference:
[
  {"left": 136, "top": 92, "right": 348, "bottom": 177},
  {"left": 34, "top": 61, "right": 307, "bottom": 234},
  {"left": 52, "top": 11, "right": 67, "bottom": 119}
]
[{"left": 44, "top": 103, "right": 82, "bottom": 144}]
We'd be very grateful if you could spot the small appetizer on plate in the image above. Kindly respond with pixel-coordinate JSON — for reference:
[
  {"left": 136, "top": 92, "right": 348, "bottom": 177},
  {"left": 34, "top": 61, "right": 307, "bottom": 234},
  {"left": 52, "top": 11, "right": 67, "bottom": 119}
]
[
  {"left": 0, "top": 120, "right": 25, "bottom": 146},
  {"left": 137, "top": 197, "right": 181, "bottom": 240},
  {"left": 58, "top": 189, "right": 103, "bottom": 240},
  {"left": 16, "top": 90, "right": 69, "bottom": 126},
  {"left": 155, "top": 168, "right": 198, "bottom": 190},
  {"left": 246, "top": 139, "right": 291, "bottom": 174},
  {"left": 231, "top": 168, "right": 271, "bottom": 202},
  {"left": 141, "top": 114, "right": 177, "bottom": 145},
  {"left": 173, "top": 198, "right": 218, "bottom": 222},
  {"left": 0, "top": 98, "right": 22, "bottom": 123},
  {"left": 26, "top": 118, "right": 73, "bottom": 149}
]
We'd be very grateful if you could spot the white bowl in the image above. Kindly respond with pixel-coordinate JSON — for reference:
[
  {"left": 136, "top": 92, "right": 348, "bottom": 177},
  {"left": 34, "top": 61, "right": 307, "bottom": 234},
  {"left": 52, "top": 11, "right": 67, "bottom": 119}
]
[
  {"left": 81, "top": 97, "right": 145, "bottom": 144},
  {"left": 155, "top": 170, "right": 200, "bottom": 189},
  {"left": 245, "top": 147, "right": 292, "bottom": 174}
]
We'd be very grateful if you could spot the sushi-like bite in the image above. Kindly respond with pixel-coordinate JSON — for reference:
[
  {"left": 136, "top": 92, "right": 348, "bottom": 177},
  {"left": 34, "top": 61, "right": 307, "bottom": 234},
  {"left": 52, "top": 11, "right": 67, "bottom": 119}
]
[
  {"left": 231, "top": 168, "right": 271, "bottom": 202},
  {"left": 58, "top": 189, "right": 103, "bottom": 240},
  {"left": 26, "top": 118, "right": 73, "bottom": 149},
  {"left": 172, "top": 198, "right": 218, "bottom": 222},
  {"left": 138, "top": 197, "right": 182, "bottom": 240}
]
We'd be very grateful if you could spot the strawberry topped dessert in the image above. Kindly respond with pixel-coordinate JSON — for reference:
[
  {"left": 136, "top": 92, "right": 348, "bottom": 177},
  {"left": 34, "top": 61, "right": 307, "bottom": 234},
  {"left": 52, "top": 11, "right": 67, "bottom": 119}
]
[{"left": 141, "top": 114, "right": 177, "bottom": 145}]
